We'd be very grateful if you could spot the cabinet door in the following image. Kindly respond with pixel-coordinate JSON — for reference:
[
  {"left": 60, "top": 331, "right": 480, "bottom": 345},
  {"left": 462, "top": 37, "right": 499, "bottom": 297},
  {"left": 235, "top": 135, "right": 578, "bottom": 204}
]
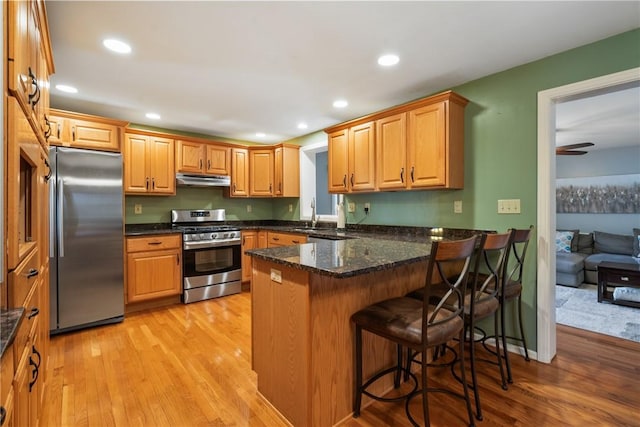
[
  {"left": 328, "top": 129, "right": 349, "bottom": 193},
  {"left": 376, "top": 113, "right": 407, "bottom": 190},
  {"left": 13, "top": 351, "right": 29, "bottom": 427},
  {"left": 149, "top": 137, "right": 175, "bottom": 194},
  {"left": 206, "top": 145, "right": 231, "bottom": 175},
  {"left": 250, "top": 149, "right": 274, "bottom": 196},
  {"left": 407, "top": 102, "right": 446, "bottom": 188},
  {"left": 67, "top": 118, "right": 120, "bottom": 152},
  {"left": 231, "top": 148, "right": 249, "bottom": 197},
  {"left": 241, "top": 232, "right": 257, "bottom": 282},
  {"left": 127, "top": 249, "right": 181, "bottom": 303},
  {"left": 176, "top": 140, "right": 205, "bottom": 174},
  {"left": 274, "top": 146, "right": 300, "bottom": 197},
  {"left": 348, "top": 122, "right": 376, "bottom": 192},
  {"left": 7, "top": 0, "right": 34, "bottom": 118},
  {"left": 46, "top": 115, "right": 66, "bottom": 146},
  {"left": 274, "top": 147, "right": 284, "bottom": 196},
  {"left": 124, "top": 134, "right": 150, "bottom": 194}
]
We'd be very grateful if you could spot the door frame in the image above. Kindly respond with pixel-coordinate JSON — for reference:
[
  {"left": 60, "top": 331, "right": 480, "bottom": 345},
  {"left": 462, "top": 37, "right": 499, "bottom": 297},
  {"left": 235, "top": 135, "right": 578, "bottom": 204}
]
[{"left": 536, "top": 67, "right": 640, "bottom": 363}]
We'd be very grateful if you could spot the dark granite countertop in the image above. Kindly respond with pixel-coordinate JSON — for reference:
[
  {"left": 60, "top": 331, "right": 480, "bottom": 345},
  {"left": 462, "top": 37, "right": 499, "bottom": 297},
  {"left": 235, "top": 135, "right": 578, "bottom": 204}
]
[
  {"left": 1, "top": 307, "right": 25, "bottom": 358},
  {"left": 247, "top": 237, "right": 434, "bottom": 278},
  {"left": 125, "top": 223, "right": 180, "bottom": 236}
]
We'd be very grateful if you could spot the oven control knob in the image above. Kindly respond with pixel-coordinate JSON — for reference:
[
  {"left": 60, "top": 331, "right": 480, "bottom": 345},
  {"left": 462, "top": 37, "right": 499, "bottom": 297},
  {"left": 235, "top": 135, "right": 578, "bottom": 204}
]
[{"left": 209, "top": 233, "right": 216, "bottom": 240}]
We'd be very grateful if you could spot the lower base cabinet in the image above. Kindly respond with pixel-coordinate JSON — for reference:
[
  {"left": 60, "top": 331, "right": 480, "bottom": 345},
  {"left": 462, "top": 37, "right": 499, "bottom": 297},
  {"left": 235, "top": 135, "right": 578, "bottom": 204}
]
[{"left": 126, "top": 234, "right": 182, "bottom": 303}]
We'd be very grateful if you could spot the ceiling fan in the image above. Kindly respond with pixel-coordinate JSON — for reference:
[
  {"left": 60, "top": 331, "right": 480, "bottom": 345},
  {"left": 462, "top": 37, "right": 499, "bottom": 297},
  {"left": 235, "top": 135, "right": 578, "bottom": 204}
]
[{"left": 555, "top": 142, "right": 595, "bottom": 155}]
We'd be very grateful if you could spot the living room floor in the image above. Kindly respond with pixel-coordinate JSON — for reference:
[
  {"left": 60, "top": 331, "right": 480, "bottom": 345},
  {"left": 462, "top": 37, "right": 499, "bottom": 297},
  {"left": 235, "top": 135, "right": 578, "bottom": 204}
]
[{"left": 556, "top": 283, "right": 640, "bottom": 342}]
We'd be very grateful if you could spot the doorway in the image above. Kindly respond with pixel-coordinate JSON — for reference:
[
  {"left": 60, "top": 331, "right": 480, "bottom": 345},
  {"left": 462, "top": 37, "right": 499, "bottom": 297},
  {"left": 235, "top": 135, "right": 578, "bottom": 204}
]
[{"left": 536, "top": 67, "right": 640, "bottom": 363}]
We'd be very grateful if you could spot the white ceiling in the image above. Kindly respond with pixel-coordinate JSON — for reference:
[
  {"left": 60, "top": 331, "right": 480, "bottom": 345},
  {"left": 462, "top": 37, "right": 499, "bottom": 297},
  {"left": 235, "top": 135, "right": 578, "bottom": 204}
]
[{"left": 46, "top": 1, "right": 640, "bottom": 145}]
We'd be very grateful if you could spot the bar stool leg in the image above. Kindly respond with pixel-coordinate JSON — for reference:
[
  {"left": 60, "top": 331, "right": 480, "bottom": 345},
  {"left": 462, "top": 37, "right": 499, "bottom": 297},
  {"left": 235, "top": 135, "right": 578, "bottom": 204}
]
[
  {"left": 517, "top": 294, "right": 530, "bottom": 361},
  {"left": 354, "top": 326, "right": 363, "bottom": 417}
]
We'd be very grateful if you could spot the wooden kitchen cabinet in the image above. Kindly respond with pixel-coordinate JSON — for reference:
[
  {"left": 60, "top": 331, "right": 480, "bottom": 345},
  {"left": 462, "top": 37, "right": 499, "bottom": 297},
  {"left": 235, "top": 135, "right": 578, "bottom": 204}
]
[
  {"left": 274, "top": 144, "right": 300, "bottom": 197},
  {"left": 6, "top": 0, "right": 54, "bottom": 145},
  {"left": 1, "top": 347, "right": 15, "bottom": 427},
  {"left": 124, "top": 131, "right": 175, "bottom": 195},
  {"left": 327, "top": 122, "right": 375, "bottom": 193},
  {"left": 249, "top": 148, "right": 274, "bottom": 197},
  {"left": 230, "top": 148, "right": 249, "bottom": 197},
  {"left": 241, "top": 231, "right": 257, "bottom": 283},
  {"left": 326, "top": 90, "right": 468, "bottom": 193},
  {"left": 126, "top": 235, "right": 182, "bottom": 303},
  {"left": 175, "top": 139, "right": 231, "bottom": 176},
  {"left": 47, "top": 109, "right": 127, "bottom": 152},
  {"left": 267, "top": 232, "right": 307, "bottom": 248}
]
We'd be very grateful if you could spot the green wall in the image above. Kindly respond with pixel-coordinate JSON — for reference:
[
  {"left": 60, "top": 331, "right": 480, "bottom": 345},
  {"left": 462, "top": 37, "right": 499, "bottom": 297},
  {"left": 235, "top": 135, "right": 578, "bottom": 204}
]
[{"left": 125, "top": 29, "right": 640, "bottom": 351}]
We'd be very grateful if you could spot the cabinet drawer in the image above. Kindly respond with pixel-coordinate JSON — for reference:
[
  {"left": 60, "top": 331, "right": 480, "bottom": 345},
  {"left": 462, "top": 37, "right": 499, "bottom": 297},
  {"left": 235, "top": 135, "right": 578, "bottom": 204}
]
[
  {"left": 267, "top": 232, "right": 307, "bottom": 247},
  {"left": 12, "top": 284, "right": 40, "bottom": 367},
  {"left": 1, "top": 346, "right": 14, "bottom": 406},
  {"left": 604, "top": 271, "right": 640, "bottom": 285},
  {"left": 9, "top": 248, "right": 40, "bottom": 308},
  {"left": 127, "top": 234, "right": 182, "bottom": 253}
]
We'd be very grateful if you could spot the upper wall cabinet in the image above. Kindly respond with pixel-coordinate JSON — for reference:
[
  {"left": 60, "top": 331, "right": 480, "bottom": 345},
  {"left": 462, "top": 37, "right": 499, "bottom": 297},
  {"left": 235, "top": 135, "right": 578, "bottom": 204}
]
[
  {"left": 7, "top": 0, "right": 55, "bottom": 147},
  {"left": 48, "top": 109, "right": 128, "bottom": 152},
  {"left": 124, "top": 131, "right": 175, "bottom": 195},
  {"left": 175, "top": 139, "right": 231, "bottom": 176},
  {"left": 325, "top": 91, "right": 468, "bottom": 193},
  {"left": 230, "top": 148, "right": 249, "bottom": 197},
  {"left": 274, "top": 144, "right": 300, "bottom": 197}
]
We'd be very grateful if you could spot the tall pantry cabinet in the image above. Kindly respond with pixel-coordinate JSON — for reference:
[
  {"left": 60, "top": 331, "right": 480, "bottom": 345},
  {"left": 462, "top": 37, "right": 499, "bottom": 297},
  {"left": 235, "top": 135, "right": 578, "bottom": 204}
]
[{"left": 3, "top": 1, "right": 55, "bottom": 426}]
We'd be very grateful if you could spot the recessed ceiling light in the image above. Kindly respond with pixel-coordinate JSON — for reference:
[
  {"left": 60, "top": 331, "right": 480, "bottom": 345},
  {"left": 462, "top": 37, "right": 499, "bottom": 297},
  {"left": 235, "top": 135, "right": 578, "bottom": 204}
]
[
  {"left": 256, "top": 132, "right": 266, "bottom": 138},
  {"left": 145, "top": 112, "right": 161, "bottom": 120},
  {"left": 103, "top": 38, "right": 132, "bottom": 54},
  {"left": 333, "top": 100, "right": 348, "bottom": 108},
  {"left": 297, "top": 123, "right": 308, "bottom": 130},
  {"left": 378, "top": 54, "right": 399, "bottom": 66},
  {"left": 55, "top": 84, "right": 78, "bottom": 94}
]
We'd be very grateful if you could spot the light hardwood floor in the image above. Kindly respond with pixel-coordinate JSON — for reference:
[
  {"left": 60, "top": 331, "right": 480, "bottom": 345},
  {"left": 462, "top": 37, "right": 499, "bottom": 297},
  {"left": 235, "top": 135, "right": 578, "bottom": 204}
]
[{"left": 41, "top": 291, "right": 640, "bottom": 426}]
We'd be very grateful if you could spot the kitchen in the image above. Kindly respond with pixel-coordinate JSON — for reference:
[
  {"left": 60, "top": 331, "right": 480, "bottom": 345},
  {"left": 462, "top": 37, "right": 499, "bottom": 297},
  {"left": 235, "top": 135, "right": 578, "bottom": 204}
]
[{"left": 2, "top": 1, "right": 640, "bottom": 427}]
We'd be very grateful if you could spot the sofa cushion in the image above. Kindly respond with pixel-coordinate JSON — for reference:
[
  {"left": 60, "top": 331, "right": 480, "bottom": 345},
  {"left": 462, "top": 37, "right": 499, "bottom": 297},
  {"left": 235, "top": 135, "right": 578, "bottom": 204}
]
[
  {"left": 556, "top": 252, "right": 586, "bottom": 274},
  {"left": 634, "top": 228, "right": 640, "bottom": 258},
  {"left": 558, "top": 229, "right": 579, "bottom": 252},
  {"left": 555, "top": 231, "right": 575, "bottom": 253},
  {"left": 593, "top": 231, "right": 634, "bottom": 256},
  {"left": 577, "top": 233, "right": 594, "bottom": 254},
  {"left": 584, "top": 253, "right": 638, "bottom": 271}
]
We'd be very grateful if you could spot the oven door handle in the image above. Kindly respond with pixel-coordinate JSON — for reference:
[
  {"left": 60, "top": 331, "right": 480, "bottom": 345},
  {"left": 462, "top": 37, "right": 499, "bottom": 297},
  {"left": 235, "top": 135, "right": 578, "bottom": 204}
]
[{"left": 183, "top": 239, "right": 241, "bottom": 250}]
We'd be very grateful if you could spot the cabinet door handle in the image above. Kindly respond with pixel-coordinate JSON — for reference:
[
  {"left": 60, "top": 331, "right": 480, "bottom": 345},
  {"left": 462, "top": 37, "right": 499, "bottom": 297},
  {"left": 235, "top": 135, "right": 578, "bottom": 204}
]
[
  {"left": 350, "top": 174, "right": 354, "bottom": 187},
  {"left": 279, "top": 182, "right": 282, "bottom": 192},
  {"left": 44, "top": 158, "right": 52, "bottom": 182},
  {"left": 28, "top": 307, "right": 40, "bottom": 319},
  {"left": 152, "top": 178, "right": 155, "bottom": 189},
  {"left": 177, "top": 254, "right": 180, "bottom": 265},
  {"left": 1, "top": 406, "right": 6, "bottom": 425},
  {"left": 32, "top": 345, "right": 41, "bottom": 368},
  {"left": 292, "top": 240, "right": 300, "bottom": 244},
  {"left": 410, "top": 166, "right": 415, "bottom": 182},
  {"left": 72, "top": 126, "right": 76, "bottom": 141},
  {"left": 272, "top": 237, "right": 280, "bottom": 241},
  {"left": 200, "top": 159, "right": 203, "bottom": 170},
  {"left": 400, "top": 167, "right": 404, "bottom": 183},
  {"left": 57, "top": 124, "right": 61, "bottom": 140},
  {"left": 343, "top": 175, "right": 347, "bottom": 188},
  {"left": 269, "top": 183, "right": 272, "bottom": 192},
  {"left": 146, "top": 177, "right": 150, "bottom": 189},
  {"left": 242, "top": 236, "right": 246, "bottom": 245},
  {"left": 28, "top": 67, "right": 40, "bottom": 107},
  {"left": 44, "top": 116, "right": 52, "bottom": 140},
  {"left": 147, "top": 241, "right": 162, "bottom": 245},
  {"left": 26, "top": 268, "right": 39, "bottom": 279},
  {"left": 233, "top": 183, "right": 237, "bottom": 192},
  {"left": 208, "top": 159, "right": 211, "bottom": 169}
]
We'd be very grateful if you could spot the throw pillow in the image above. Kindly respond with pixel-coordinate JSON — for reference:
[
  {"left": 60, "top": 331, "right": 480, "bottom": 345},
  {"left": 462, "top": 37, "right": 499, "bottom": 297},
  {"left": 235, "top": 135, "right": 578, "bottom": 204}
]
[
  {"left": 593, "top": 231, "right": 634, "bottom": 256},
  {"left": 634, "top": 228, "right": 640, "bottom": 258},
  {"left": 555, "top": 231, "right": 574, "bottom": 253},
  {"left": 558, "top": 229, "right": 579, "bottom": 252}
]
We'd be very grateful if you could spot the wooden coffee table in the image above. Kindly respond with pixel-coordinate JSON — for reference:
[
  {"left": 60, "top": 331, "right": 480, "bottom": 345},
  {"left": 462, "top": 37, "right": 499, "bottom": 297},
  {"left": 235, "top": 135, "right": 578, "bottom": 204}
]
[{"left": 597, "top": 261, "right": 640, "bottom": 308}]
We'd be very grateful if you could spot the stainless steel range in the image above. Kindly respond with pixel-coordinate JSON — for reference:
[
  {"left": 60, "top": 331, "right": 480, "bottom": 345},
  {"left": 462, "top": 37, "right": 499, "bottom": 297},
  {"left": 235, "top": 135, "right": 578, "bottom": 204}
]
[{"left": 171, "top": 209, "right": 242, "bottom": 303}]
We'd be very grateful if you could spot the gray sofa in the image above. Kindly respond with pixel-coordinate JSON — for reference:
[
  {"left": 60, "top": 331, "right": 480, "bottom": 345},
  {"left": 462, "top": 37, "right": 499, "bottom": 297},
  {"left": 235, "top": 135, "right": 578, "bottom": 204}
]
[{"left": 556, "top": 230, "right": 639, "bottom": 287}]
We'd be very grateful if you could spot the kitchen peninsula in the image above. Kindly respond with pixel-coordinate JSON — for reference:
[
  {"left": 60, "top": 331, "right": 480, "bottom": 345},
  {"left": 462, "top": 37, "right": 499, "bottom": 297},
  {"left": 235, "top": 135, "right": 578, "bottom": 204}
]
[{"left": 247, "top": 229, "right": 477, "bottom": 427}]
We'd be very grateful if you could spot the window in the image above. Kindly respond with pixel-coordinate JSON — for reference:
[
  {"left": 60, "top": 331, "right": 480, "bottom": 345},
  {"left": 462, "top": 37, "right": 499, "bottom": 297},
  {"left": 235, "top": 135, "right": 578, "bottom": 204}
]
[{"left": 300, "top": 141, "right": 338, "bottom": 222}]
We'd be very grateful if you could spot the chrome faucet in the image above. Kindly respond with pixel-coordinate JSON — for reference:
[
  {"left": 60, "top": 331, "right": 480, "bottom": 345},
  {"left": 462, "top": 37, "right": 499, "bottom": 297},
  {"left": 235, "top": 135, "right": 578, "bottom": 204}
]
[{"left": 311, "top": 197, "right": 317, "bottom": 228}]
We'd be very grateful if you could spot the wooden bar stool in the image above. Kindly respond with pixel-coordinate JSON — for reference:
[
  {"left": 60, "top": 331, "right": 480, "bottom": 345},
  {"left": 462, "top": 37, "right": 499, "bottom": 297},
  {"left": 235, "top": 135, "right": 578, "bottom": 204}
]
[{"left": 351, "top": 236, "right": 479, "bottom": 427}]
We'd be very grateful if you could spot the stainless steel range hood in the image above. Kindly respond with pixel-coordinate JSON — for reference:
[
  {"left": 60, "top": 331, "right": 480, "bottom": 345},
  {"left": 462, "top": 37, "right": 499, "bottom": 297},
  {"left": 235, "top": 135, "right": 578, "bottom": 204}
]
[{"left": 176, "top": 173, "right": 231, "bottom": 187}]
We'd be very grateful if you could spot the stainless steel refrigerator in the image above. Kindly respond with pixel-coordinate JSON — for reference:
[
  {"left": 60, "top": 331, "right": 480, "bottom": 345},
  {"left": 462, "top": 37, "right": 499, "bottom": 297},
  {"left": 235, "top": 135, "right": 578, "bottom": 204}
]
[{"left": 49, "top": 147, "right": 124, "bottom": 334}]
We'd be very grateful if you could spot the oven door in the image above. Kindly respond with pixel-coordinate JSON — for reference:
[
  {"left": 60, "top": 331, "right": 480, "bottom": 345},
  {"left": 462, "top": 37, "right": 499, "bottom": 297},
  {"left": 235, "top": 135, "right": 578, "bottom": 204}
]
[{"left": 182, "top": 243, "right": 241, "bottom": 282}]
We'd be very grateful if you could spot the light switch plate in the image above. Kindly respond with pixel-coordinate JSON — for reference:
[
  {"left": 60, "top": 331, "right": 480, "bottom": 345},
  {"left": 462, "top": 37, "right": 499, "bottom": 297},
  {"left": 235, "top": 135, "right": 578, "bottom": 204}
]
[
  {"left": 347, "top": 202, "right": 356, "bottom": 213},
  {"left": 498, "top": 199, "right": 521, "bottom": 214},
  {"left": 454, "top": 200, "right": 462, "bottom": 214},
  {"left": 134, "top": 204, "right": 142, "bottom": 214}
]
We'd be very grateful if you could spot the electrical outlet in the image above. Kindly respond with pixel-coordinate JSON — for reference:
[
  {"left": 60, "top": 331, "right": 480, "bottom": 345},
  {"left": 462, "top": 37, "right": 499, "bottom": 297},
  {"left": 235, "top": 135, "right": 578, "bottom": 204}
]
[
  {"left": 288, "top": 204, "right": 293, "bottom": 212},
  {"left": 498, "top": 199, "right": 521, "bottom": 214},
  {"left": 134, "top": 204, "right": 142, "bottom": 214},
  {"left": 454, "top": 200, "right": 462, "bottom": 214},
  {"left": 246, "top": 204, "right": 252, "bottom": 213},
  {"left": 347, "top": 202, "right": 356, "bottom": 213},
  {"left": 270, "top": 268, "right": 282, "bottom": 283},
  {"left": 364, "top": 203, "right": 370, "bottom": 214}
]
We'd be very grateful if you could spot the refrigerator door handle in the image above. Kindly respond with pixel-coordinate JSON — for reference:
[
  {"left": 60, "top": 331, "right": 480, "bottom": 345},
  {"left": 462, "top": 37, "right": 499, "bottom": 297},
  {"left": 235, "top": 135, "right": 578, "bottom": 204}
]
[
  {"left": 49, "top": 171, "right": 57, "bottom": 258},
  {"left": 57, "top": 178, "right": 65, "bottom": 257}
]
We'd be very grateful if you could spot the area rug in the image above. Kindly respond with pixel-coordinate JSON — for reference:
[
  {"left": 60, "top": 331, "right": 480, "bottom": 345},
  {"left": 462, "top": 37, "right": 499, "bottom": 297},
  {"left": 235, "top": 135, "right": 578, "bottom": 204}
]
[{"left": 555, "top": 284, "right": 640, "bottom": 343}]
